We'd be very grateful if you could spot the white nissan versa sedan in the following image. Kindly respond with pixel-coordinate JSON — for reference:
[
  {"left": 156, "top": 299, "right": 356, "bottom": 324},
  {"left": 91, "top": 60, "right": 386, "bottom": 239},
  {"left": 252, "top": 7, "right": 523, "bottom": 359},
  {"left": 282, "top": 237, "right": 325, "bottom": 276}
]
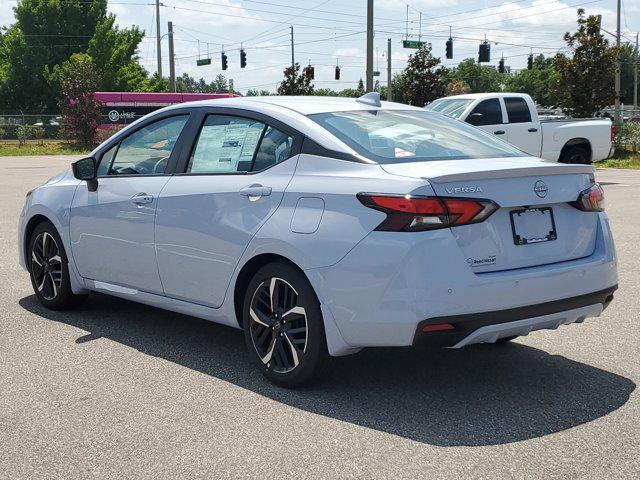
[{"left": 19, "top": 93, "right": 618, "bottom": 387}]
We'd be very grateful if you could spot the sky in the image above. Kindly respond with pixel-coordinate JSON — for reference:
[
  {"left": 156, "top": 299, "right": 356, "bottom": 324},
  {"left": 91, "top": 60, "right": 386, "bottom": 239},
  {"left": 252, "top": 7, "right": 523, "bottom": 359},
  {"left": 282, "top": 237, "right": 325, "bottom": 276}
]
[{"left": 1, "top": 0, "right": 639, "bottom": 94}]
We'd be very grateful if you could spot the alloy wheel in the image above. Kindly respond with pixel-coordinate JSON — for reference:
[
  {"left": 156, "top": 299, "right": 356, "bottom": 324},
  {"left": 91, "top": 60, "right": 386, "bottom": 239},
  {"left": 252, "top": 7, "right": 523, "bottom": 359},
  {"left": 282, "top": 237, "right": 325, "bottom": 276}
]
[
  {"left": 31, "top": 232, "right": 63, "bottom": 301},
  {"left": 249, "top": 277, "right": 308, "bottom": 374}
]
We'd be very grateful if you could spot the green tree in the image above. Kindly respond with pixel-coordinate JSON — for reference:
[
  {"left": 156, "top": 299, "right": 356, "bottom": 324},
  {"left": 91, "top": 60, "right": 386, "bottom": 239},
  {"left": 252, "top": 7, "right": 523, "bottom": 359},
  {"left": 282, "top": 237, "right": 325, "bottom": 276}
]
[
  {"left": 445, "top": 58, "right": 502, "bottom": 93},
  {"left": 212, "top": 74, "right": 229, "bottom": 92},
  {"left": 402, "top": 43, "right": 447, "bottom": 107},
  {"left": 246, "top": 89, "right": 273, "bottom": 96},
  {"left": 277, "top": 63, "right": 313, "bottom": 95},
  {"left": 445, "top": 80, "right": 471, "bottom": 95},
  {"left": 56, "top": 53, "right": 102, "bottom": 147},
  {"left": 87, "top": 14, "right": 146, "bottom": 91},
  {"left": 0, "top": 0, "right": 108, "bottom": 111},
  {"left": 357, "top": 78, "right": 365, "bottom": 93},
  {"left": 554, "top": 9, "right": 622, "bottom": 117},
  {"left": 619, "top": 43, "right": 639, "bottom": 105},
  {"left": 504, "top": 55, "right": 559, "bottom": 106},
  {"left": 144, "top": 72, "right": 169, "bottom": 92}
]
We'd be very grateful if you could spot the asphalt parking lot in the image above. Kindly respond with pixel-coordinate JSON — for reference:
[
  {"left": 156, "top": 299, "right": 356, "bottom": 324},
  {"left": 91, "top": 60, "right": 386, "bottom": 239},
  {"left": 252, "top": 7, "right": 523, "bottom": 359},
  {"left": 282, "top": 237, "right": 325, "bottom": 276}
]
[{"left": 1, "top": 155, "right": 638, "bottom": 479}]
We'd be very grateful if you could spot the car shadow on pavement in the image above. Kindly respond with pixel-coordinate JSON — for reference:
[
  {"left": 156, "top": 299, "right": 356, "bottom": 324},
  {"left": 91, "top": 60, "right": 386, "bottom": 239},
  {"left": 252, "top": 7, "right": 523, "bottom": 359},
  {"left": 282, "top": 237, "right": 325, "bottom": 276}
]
[{"left": 19, "top": 293, "right": 635, "bottom": 447}]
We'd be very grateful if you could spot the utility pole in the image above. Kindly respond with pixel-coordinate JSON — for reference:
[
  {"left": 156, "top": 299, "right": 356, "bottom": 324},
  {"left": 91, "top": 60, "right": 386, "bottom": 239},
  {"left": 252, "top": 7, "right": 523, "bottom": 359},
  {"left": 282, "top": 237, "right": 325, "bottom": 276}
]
[
  {"left": 155, "top": 0, "right": 162, "bottom": 78},
  {"left": 614, "top": 0, "right": 621, "bottom": 124},
  {"left": 290, "top": 25, "right": 295, "bottom": 69},
  {"left": 366, "top": 0, "right": 374, "bottom": 92},
  {"left": 634, "top": 32, "right": 638, "bottom": 110},
  {"left": 387, "top": 38, "right": 392, "bottom": 101},
  {"left": 168, "top": 21, "right": 175, "bottom": 92}
]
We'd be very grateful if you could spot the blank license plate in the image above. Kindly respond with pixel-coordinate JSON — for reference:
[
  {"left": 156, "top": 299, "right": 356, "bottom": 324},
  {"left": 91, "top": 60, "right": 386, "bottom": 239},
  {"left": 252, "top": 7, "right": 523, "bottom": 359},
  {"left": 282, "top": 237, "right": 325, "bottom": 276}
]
[{"left": 509, "top": 207, "right": 557, "bottom": 246}]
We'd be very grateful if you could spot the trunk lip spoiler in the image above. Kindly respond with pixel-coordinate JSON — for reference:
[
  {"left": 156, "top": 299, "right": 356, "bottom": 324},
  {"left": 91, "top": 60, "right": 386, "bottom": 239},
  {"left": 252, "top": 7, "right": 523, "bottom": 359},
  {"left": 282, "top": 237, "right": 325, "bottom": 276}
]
[{"left": 424, "top": 164, "right": 595, "bottom": 183}]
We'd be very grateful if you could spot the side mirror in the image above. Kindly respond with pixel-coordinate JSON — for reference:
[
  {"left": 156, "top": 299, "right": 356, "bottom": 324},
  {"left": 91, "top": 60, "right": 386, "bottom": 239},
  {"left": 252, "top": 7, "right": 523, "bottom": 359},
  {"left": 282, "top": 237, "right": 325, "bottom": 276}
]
[
  {"left": 72, "top": 157, "right": 98, "bottom": 192},
  {"left": 467, "top": 112, "right": 484, "bottom": 126}
]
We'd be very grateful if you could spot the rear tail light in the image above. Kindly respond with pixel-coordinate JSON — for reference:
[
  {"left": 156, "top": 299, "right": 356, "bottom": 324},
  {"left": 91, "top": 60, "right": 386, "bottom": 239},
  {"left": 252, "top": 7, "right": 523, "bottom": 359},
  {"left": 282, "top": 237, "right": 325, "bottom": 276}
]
[
  {"left": 611, "top": 123, "right": 616, "bottom": 142},
  {"left": 569, "top": 183, "right": 605, "bottom": 212},
  {"left": 357, "top": 193, "right": 499, "bottom": 232}
]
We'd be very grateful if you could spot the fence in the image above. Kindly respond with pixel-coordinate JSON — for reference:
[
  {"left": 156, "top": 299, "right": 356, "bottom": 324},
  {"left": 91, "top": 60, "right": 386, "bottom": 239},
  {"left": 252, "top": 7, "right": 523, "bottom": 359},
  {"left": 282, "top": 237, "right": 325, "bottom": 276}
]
[{"left": 0, "top": 114, "right": 63, "bottom": 140}]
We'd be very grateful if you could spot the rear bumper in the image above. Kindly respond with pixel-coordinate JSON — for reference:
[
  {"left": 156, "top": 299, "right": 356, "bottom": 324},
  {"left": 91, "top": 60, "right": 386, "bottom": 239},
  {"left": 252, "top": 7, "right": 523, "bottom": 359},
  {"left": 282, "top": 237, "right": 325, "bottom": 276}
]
[
  {"left": 307, "top": 212, "right": 617, "bottom": 351},
  {"left": 413, "top": 286, "right": 616, "bottom": 348}
]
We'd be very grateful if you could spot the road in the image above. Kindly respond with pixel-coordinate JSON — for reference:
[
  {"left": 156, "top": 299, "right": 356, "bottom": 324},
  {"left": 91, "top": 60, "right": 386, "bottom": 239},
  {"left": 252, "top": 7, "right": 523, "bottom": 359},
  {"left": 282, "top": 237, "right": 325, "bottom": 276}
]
[{"left": 1, "top": 156, "right": 638, "bottom": 479}]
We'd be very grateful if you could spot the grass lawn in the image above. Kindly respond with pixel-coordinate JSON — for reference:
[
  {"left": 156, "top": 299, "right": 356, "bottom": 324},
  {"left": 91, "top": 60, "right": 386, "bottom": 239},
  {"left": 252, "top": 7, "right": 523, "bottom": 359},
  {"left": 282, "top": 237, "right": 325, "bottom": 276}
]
[
  {"left": 596, "top": 150, "right": 640, "bottom": 170},
  {"left": 0, "top": 140, "right": 90, "bottom": 156}
]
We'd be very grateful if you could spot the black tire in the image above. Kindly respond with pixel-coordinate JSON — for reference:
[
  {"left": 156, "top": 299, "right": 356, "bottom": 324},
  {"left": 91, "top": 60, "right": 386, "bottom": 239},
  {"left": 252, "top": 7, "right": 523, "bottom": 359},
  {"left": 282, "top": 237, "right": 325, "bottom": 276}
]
[
  {"left": 28, "top": 221, "right": 88, "bottom": 310},
  {"left": 493, "top": 335, "right": 518, "bottom": 344},
  {"left": 560, "top": 145, "right": 590, "bottom": 164},
  {"left": 242, "top": 261, "right": 329, "bottom": 388}
]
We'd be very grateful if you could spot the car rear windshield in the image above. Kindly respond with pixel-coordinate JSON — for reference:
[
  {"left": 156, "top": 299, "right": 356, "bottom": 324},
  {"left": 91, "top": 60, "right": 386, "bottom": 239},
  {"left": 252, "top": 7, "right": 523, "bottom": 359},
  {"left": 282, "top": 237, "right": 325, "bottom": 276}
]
[{"left": 309, "top": 110, "right": 523, "bottom": 164}]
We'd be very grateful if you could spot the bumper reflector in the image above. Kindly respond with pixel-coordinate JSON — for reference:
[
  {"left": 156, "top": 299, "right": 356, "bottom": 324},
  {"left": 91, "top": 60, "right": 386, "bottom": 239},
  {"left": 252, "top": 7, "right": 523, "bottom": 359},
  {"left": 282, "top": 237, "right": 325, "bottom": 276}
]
[{"left": 422, "top": 323, "right": 455, "bottom": 333}]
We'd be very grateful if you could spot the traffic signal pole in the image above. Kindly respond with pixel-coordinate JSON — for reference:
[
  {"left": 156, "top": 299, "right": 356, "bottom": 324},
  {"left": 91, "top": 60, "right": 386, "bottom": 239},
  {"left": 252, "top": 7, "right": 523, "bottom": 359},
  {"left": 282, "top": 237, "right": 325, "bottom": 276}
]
[
  {"left": 156, "top": 0, "right": 162, "bottom": 78},
  {"left": 387, "top": 38, "right": 392, "bottom": 101},
  {"left": 168, "top": 22, "right": 176, "bottom": 92},
  {"left": 366, "top": 0, "right": 374, "bottom": 92},
  {"left": 614, "top": 0, "right": 621, "bottom": 124},
  {"left": 634, "top": 32, "right": 638, "bottom": 110},
  {"left": 290, "top": 26, "right": 295, "bottom": 69}
]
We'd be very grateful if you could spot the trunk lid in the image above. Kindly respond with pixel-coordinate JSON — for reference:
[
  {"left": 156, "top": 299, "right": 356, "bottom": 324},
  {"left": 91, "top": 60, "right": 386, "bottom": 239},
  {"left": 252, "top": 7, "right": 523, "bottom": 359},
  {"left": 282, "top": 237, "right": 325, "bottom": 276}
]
[{"left": 380, "top": 157, "right": 598, "bottom": 272}]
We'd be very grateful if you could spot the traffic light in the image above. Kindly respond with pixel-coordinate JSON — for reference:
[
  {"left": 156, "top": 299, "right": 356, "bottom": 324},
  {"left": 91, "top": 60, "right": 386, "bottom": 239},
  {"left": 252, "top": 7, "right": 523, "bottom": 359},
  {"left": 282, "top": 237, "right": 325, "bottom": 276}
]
[
  {"left": 527, "top": 54, "right": 533, "bottom": 70},
  {"left": 446, "top": 37, "right": 453, "bottom": 59},
  {"left": 221, "top": 52, "right": 228, "bottom": 70},
  {"left": 335, "top": 66, "right": 340, "bottom": 80},
  {"left": 478, "top": 40, "right": 490, "bottom": 63},
  {"left": 240, "top": 49, "right": 246, "bottom": 68},
  {"left": 498, "top": 58, "right": 505, "bottom": 74},
  {"left": 305, "top": 65, "right": 315, "bottom": 80}
]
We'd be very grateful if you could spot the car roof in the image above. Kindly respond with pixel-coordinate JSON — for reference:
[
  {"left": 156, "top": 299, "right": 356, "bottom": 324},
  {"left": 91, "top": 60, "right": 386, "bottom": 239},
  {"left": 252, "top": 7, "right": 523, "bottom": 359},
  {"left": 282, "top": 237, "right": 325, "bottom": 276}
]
[
  {"left": 168, "top": 95, "right": 424, "bottom": 115},
  {"left": 435, "top": 93, "right": 530, "bottom": 101}
]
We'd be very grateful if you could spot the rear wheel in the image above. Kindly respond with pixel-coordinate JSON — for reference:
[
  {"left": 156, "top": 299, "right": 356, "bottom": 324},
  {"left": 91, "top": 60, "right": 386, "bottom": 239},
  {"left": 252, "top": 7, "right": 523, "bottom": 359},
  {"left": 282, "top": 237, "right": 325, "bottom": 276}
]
[
  {"left": 493, "top": 335, "right": 518, "bottom": 344},
  {"left": 28, "top": 221, "right": 87, "bottom": 310},
  {"left": 243, "top": 262, "right": 328, "bottom": 387},
  {"left": 561, "top": 145, "right": 590, "bottom": 164}
]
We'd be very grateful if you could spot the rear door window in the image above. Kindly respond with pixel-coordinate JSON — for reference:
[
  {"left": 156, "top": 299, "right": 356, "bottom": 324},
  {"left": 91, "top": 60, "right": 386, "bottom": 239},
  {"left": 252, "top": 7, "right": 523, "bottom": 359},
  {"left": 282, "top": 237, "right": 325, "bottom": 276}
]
[
  {"left": 505, "top": 97, "right": 532, "bottom": 123},
  {"left": 467, "top": 99, "right": 502, "bottom": 126},
  {"left": 187, "top": 115, "right": 294, "bottom": 173}
]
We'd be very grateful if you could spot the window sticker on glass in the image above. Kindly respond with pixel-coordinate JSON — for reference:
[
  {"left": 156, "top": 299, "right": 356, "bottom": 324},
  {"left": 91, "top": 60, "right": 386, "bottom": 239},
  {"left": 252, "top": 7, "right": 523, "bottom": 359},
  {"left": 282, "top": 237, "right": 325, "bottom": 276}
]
[{"left": 189, "top": 116, "right": 265, "bottom": 173}]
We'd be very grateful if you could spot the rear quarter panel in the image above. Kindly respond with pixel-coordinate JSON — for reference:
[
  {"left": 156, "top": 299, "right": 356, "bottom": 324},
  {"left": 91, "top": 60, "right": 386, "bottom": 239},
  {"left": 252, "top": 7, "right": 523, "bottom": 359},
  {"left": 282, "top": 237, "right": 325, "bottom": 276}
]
[
  {"left": 540, "top": 120, "right": 612, "bottom": 162},
  {"left": 240, "top": 153, "right": 435, "bottom": 271}
]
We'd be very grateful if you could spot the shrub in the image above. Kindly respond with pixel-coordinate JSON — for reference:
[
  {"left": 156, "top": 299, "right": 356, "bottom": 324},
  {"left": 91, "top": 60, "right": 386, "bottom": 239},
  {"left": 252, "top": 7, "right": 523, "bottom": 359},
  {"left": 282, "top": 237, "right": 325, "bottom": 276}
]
[
  {"left": 16, "top": 124, "right": 44, "bottom": 146},
  {"left": 615, "top": 121, "right": 640, "bottom": 153}
]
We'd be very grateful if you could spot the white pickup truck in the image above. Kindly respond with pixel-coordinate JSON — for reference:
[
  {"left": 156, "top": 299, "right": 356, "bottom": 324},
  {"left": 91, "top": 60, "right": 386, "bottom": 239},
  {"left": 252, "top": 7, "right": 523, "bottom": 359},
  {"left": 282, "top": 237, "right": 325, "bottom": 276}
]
[{"left": 426, "top": 93, "right": 613, "bottom": 164}]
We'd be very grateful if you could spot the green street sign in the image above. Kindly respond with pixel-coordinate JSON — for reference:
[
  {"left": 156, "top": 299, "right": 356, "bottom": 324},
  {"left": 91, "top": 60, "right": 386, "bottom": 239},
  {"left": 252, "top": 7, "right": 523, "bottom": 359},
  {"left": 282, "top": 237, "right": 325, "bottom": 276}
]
[
  {"left": 196, "top": 58, "right": 212, "bottom": 66},
  {"left": 403, "top": 40, "right": 425, "bottom": 49},
  {"left": 373, "top": 71, "right": 380, "bottom": 76}
]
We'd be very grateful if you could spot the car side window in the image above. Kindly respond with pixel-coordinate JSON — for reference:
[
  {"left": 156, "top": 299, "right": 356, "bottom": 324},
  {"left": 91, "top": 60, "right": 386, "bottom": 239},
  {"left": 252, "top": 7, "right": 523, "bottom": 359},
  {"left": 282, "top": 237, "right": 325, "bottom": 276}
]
[
  {"left": 252, "top": 126, "right": 294, "bottom": 172},
  {"left": 505, "top": 97, "right": 532, "bottom": 123},
  {"left": 107, "top": 115, "right": 189, "bottom": 176},
  {"left": 187, "top": 115, "right": 265, "bottom": 173},
  {"left": 467, "top": 98, "right": 503, "bottom": 126}
]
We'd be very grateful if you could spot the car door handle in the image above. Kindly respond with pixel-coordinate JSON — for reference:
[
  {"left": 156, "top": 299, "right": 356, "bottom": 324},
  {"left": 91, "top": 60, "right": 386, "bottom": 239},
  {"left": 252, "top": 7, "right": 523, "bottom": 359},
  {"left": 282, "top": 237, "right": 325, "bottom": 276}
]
[
  {"left": 528, "top": 128, "right": 538, "bottom": 132},
  {"left": 239, "top": 184, "right": 272, "bottom": 199},
  {"left": 131, "top": 193, "right": 154, "bottom": 205},
  {"left": 494, "top": 130, "right": 506, "bottom": 135}
]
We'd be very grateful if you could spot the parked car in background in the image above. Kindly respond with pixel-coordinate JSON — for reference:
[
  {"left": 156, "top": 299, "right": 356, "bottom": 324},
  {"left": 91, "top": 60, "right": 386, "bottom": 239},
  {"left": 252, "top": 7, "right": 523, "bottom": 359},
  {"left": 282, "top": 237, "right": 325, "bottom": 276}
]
[
  {"left": 426, "top": 93, "right": 614, "bottom": 164},
  {"left": 19, "top": 94, "right": 618, "bottom": 387}
]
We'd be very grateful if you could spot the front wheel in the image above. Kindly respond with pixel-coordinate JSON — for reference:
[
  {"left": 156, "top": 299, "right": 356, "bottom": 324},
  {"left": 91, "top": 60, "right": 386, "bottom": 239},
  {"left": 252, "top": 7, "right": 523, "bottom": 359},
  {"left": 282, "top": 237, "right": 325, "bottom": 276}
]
[
  {"left": 242, "top": 262, "right": 328, "bottom": 387},
  {"left": 28, "top": 221, "right": 87, "bottom": 310}
]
